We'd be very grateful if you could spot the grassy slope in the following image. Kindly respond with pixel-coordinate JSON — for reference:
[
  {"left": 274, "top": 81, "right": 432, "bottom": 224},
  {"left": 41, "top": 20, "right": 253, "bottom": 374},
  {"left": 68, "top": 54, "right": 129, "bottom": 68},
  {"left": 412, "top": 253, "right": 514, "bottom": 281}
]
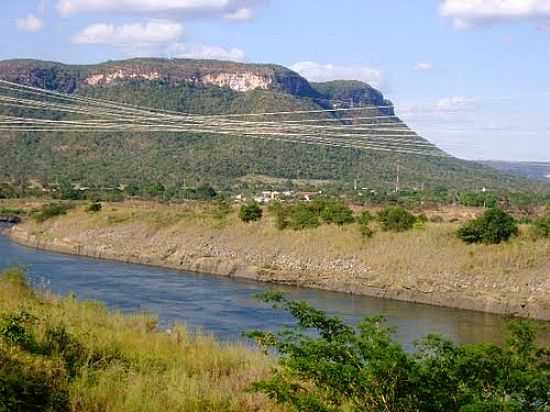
[{"left": 0, "top": 268, "right": 280, "bottom": 412}]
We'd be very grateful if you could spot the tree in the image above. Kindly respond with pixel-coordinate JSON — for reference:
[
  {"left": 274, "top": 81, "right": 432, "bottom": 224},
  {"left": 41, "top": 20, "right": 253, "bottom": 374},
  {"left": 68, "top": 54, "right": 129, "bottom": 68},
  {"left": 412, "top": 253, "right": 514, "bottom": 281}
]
[
  {"left": 247, "top": 293, "right": 550, "bottom": 412},
  {"left": 56, "top": 178, "right": 81, "bottom": 201},
  {"left": 320, "top": 201, "right": 355, "bottom": 226},
  {"left": 287, "top": 203, "right": 320, "bottom": 230},
  {"left": 377, "top": 206, "right": 416, "bottom": 232},
  {"left": 239, "top": 202, "right": 263, "bottom": 223},
  {"left": 458, "top": 208, "right": 518, "bottom": 244},
  {"left": 144, "top": 182, "right": 165, "bottom": 198}
]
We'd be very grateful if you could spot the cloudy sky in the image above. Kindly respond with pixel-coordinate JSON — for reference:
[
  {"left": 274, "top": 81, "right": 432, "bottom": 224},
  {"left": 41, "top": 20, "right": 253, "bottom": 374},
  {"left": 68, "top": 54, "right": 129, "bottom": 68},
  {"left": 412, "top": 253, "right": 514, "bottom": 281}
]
[{"left": 3, "top": 0, "right": 550, "bottom": 161}]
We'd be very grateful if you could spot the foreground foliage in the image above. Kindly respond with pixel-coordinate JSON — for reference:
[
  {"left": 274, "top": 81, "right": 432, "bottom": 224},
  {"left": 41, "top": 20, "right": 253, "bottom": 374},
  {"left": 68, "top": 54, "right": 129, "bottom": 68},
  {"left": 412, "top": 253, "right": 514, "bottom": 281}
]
[
  {"left": 248, "top": 293, "right": 550, "bottom": 412},
  {"left": 0, "top": 268, "right": 277, "bottom": 412}
]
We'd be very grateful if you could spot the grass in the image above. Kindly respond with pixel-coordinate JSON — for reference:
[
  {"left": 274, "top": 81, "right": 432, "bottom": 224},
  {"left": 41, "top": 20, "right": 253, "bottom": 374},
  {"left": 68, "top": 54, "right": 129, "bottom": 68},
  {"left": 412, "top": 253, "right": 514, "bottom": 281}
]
[
  {"left": 10, "top": 200, "right": 550, "bottom": 281},
  {"left": 0, "top": 268, "right": 281, "bottom": 412}
]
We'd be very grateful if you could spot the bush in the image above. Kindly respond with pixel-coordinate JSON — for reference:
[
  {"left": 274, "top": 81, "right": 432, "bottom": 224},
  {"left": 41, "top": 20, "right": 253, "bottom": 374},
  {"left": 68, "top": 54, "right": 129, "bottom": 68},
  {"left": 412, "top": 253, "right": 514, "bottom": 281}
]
[
  {"left": 319, "top": 201, "right": 355, "bottom": 226},
  {"left": 0, "top": 311, "right": 36, "bottom": 349},
  {"left": 239, "top": 202, "right": 263, "bottom": 223},
  {"left": 377, "top": 207, "right": 416, "bottom": 232},
  {"left": 248, "top": 294, "right": 550, "bottom": 412},
  {"left": 532, "top": 215, "right": 550, "bottom": 238},
  {"left": 32, "top": 203, "right": 72, "bottom": 223},
  {"left": 268, "top": 201, "right": 289, "bottom": 230},
  {"left": 458, "top": 208, "right": 518, "bottom": 244},
  {"left": 86, "top": 202, "right": 102, "bottom": 213},
  {"left": 287, "top": 204, "right": 320, "bottom": 230},
  {"left": 0, "top": 348, "right": 69, "bottom": 412},
  {"left": 356, "top": 211, "right": 374, "bottom": 238}
]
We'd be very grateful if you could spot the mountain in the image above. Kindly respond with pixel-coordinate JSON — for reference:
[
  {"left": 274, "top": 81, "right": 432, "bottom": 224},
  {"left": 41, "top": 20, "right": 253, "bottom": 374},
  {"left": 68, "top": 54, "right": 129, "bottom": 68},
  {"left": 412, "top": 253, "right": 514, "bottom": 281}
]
[
  {"left": 0, "top": 58, "right": 547, "bottom": 193},
  {"left": 481, "top": 161, "right": 550, "bottom": 182}
]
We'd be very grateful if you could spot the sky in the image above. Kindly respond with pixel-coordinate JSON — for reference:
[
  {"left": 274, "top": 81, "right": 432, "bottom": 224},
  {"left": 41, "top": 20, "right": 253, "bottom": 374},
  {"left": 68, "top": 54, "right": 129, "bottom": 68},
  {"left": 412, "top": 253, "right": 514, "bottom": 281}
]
[{"left": 2, "top": 0, "right": 550, "bottom": 162}]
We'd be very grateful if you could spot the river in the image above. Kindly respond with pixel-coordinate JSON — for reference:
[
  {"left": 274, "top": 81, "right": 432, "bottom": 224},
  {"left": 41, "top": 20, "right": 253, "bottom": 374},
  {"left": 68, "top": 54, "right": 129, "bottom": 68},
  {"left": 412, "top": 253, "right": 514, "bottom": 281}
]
[{"left": 0, "top": 231, "right": 525, "bottom": 348}]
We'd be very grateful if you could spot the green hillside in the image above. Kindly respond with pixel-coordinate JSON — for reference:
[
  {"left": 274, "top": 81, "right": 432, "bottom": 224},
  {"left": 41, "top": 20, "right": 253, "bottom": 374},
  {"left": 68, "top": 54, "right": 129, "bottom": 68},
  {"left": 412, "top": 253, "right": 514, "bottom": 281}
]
[{"left": 0, "top": 58, "right": 547, "bottom": 193}]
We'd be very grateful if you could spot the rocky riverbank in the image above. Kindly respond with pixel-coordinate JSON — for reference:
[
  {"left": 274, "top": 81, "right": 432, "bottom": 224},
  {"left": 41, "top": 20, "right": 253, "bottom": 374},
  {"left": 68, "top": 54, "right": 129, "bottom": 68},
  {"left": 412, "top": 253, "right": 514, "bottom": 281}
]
[{"left": 6, "top": 202, "right": 550, "bottom": 321}]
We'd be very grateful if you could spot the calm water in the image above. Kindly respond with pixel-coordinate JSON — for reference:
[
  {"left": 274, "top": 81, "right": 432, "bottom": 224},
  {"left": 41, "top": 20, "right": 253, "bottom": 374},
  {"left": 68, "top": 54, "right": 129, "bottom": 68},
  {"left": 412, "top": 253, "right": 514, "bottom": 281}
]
[{"left": 0, "top": 230, "right": 525, "bottom": 348}]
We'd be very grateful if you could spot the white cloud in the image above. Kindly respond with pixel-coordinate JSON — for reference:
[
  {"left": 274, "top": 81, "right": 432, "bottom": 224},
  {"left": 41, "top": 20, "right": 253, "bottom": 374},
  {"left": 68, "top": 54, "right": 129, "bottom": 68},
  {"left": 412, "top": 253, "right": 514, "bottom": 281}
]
[
  {"left": 166, "top": 43, "right": 245, "bottom": 61},
  {"left": 57, "top": 0, "right": 265, "bottom": 19},
  {"left": 224, "top": 7, "right": 254, "bottom": 21},
  {"left": 435, "top": 96, "right": 479, "bottom": 112},
  {"left": 290, "top": 61, "right": 385, "bottom": 90},
  {"left": 440, "top": 0, "right": 550, "bottom": 29},
  {"left": 415, "top": 62, "right": 433, "bottom": 72},
  {"left": 72, "top": 20, "right": 245, "bottom": 61},
  {"left": 16, "top": 14, "right": 44, "bottom": 32},
  {"left": 73, "top": 21, "right": 184, "bottom": 46}
]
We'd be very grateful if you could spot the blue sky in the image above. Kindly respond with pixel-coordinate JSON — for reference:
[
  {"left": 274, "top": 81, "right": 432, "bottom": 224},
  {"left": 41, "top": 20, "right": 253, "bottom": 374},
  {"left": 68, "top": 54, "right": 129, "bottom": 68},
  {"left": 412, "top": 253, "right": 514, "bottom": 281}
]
[{"left": 3, "top": 0, "right": 550, "bottom": 161}]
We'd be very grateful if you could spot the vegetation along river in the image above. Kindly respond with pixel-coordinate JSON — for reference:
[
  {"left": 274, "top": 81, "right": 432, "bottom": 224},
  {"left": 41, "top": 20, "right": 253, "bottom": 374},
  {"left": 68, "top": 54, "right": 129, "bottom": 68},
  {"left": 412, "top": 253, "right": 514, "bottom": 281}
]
[{"left": 0, "top": 230, "right": 543, "bottom": 348}]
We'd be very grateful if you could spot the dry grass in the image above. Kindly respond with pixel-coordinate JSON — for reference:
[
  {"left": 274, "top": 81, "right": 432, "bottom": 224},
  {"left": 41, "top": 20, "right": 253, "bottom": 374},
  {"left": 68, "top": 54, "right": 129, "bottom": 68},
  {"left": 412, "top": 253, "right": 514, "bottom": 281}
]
[
  {"left": 6, "top": 199, "right": 550, "bottom": 314},
  {"left": 0, "top": 268, "right": 282, "bottom": 412},
  {"left": 12, "top": 199, "right": 550, "bottom": 281}
]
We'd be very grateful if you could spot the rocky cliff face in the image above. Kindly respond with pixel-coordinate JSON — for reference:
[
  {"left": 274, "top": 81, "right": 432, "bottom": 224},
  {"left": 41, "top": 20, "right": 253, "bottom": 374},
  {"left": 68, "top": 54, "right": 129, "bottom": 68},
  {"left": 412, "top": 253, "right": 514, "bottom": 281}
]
[{"left": 0, "top": 58, "right": 324, "bottom": 97}]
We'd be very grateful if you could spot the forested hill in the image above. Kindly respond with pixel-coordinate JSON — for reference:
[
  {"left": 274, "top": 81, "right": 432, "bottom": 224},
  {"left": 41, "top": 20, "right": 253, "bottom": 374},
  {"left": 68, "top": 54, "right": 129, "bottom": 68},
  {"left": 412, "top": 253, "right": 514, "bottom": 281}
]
[
  {"left": 480, "top": 161, "right": 550, "bottom": 182},
  {"left": 0, "top": 58, "right": 546, "bottom": 193}
]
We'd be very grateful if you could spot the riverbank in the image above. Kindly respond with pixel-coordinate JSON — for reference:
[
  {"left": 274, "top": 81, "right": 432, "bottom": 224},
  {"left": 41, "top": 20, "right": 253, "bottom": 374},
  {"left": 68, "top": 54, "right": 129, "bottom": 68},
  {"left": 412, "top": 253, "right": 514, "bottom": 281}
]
[
  {"left": 0, "top": 267, "right": 279, "bottom": 411},
  {"left": 6, "top": 201, "right": 550, "bottom": 320}
]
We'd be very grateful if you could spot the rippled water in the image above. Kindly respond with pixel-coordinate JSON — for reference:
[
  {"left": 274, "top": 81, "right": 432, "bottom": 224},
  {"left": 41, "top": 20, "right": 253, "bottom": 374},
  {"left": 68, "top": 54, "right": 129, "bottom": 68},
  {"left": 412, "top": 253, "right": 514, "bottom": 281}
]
[{"left": 0, "top": 231, "right": 529, "bottom": 348}]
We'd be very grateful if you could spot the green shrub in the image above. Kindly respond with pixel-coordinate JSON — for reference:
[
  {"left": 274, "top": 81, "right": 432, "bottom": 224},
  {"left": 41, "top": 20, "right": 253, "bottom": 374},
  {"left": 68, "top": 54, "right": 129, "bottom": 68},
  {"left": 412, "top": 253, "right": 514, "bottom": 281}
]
[
  {"left": 239, "top": 202, "right": 263, "bottom": 223},
  {"left": 0, "top": 311, "right": 36, "bottom": 350},
  {"left": 458, "top": 208, "right": 518, "bottom": 244},
  {"left": 319, "top": 202, "right": 355, "bottom": 226},
  {"left": 86, "top": 202, "right": 102, "bottom": 213},
  {"left": 0, "top": 348, "right": 69, "bottom": 412},
  {"left": 268, "top": 201, "right": 289, "bottom": 230},
  {"left": 356, "top": 211, "right": 374, "bottom": 238},
  {"left": 377, "top": 206, "right": 416, "bottom": 232},
  {"left": 287, "top": 204, "right": 320, "bottom": 230},
  {"left": 248, "top": 293, "right": 550, "bottom": 412},
  {"left": 459, "top": 192, "right": 498, "bottom": 208},
  {"left": 0, "top": 208, "right": 26, "bottom": 216},
  {"left": 32, "top": 203, "right": 72, "bottom": 223},
  {"left": 532, "top": 215, "right": 550, "bottom": 238}
]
